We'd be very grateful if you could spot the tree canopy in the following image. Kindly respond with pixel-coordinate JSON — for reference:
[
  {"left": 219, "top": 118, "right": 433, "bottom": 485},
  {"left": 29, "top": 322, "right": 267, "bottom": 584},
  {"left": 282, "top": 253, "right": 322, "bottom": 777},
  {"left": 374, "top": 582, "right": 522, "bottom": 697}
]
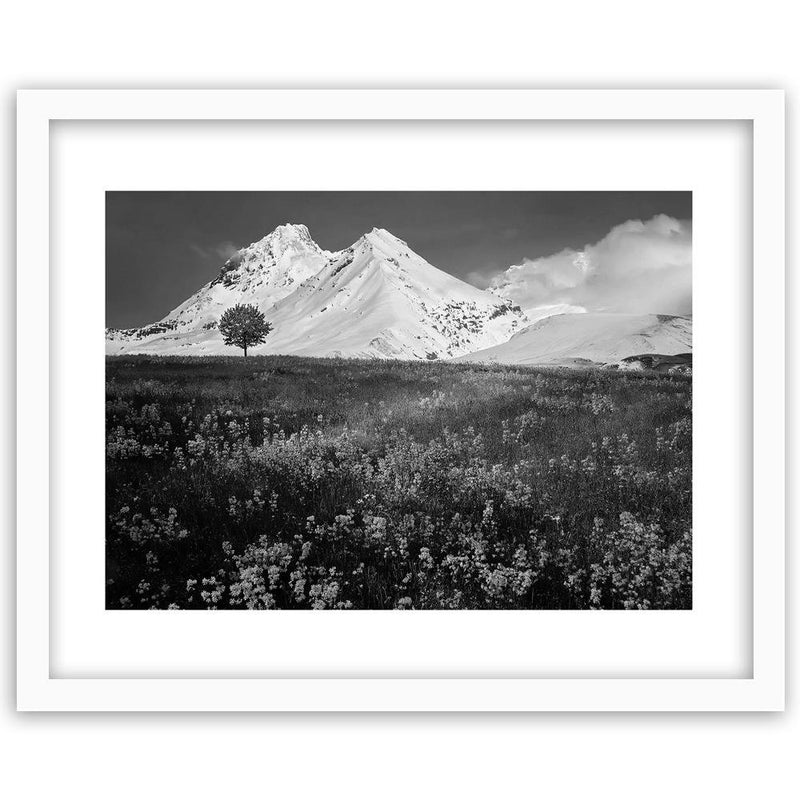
[{"left": 218, "top": 304, "right": 272, "bottom": 356}]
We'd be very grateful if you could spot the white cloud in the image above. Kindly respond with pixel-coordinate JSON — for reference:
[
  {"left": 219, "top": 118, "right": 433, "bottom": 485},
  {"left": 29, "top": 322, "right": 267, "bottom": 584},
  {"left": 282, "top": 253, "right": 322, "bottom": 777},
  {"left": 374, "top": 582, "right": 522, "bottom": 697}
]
[
  {"left": 189, "top": 240, "right": 240, "bottom": 263},
  {"left": 465, "top": 269, "right": 495, "bottom": 289},
  {"left": 492, "top": 215, "right": 692, "bottom": 316}
]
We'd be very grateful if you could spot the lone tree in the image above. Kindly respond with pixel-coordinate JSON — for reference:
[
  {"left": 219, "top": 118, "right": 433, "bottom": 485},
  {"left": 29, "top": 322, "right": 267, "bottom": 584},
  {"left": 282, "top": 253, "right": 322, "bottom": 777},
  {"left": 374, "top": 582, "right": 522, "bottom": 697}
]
[{"left": 218, "top": 303, "right": 272, "bottom": 357}]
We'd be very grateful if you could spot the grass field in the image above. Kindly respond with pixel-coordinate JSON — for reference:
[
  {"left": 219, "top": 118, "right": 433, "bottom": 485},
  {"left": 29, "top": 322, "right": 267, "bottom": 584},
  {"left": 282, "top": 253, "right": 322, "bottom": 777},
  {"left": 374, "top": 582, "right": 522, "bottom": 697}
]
[{"left": 106, "top": 355, "right": 692, "bottom": 610}]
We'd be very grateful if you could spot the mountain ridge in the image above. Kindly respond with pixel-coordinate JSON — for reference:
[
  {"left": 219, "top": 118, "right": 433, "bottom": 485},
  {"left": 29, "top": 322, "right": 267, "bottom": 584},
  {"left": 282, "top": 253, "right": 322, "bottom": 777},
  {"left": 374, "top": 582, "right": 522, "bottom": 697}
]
[
  {"left": 107, "top": 223, "right": 693, "bottom": 364},
  {"left": 107, "top": 223, "right": 528, "bottom": 359}
]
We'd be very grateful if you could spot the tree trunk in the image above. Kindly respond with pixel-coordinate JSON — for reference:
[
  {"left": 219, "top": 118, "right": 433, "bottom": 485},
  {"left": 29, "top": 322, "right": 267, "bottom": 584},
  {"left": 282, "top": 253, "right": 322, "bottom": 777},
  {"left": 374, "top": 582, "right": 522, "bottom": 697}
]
[{"left": 243, "top": 345, "right": 248, "bottom": 357}]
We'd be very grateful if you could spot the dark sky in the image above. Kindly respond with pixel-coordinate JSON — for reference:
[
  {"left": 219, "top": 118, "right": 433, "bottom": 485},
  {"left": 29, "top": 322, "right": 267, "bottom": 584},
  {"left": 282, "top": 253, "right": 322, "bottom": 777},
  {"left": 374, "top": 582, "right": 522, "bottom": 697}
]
[{"left": 106, "top": 191, "right": 691, "bottom": 328}]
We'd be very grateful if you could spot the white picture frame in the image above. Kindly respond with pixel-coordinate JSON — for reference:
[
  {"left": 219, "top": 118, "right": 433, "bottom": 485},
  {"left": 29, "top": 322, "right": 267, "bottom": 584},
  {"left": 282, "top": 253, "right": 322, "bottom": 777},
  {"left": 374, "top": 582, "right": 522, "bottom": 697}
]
[{"left": 17, "top": 89, "right": 785, "bottom": 711}]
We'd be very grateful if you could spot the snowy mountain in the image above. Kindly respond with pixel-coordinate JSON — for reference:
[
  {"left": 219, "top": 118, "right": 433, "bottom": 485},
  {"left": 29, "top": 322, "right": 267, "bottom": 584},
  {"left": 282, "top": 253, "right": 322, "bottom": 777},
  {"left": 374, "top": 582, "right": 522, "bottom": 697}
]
[
  {"left": 159, "top": 223, "right": 336, "bottom": 324},
  {"left": 106, "top": 224, "right": 527, "bottom": 359},
  {"left": 456, "top": 313, "right": 692, "bottom": 367}
]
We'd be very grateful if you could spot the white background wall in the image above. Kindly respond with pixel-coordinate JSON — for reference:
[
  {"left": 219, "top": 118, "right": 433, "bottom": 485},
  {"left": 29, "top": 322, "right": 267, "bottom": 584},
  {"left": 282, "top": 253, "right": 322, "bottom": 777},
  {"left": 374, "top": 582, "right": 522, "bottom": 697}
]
[{"left": 1, "top": 2, "right": 795, "bottom": 797}]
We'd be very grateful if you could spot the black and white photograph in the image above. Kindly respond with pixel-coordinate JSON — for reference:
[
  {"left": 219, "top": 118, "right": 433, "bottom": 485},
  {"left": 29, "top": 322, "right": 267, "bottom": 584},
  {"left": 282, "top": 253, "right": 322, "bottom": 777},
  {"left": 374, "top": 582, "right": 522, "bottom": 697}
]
[
  {"left": 106, "top": 191, "right": 692, "bottom": 610},
  {"left": 8, "top": 0, "right": 796, "bottom": 792}
]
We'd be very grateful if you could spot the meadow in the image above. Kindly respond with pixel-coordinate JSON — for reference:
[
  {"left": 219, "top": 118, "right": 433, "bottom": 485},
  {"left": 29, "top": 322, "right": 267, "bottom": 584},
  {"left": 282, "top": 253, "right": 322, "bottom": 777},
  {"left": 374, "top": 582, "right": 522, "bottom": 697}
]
[{"left": 106, "top": 356, "right": 692, "bottom": 610}]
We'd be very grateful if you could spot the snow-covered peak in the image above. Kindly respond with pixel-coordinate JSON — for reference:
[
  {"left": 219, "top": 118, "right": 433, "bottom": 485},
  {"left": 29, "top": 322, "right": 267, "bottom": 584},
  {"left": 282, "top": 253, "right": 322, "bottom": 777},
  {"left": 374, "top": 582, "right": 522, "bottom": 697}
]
[
  {"left": 352, "top": 227, "right": 409, "bottom": 258},
  {"left": 262, "top": 222, "right": 316, "bottom": 248},
  {"left": 367, "top": 226, "right": 405, "bottom": 243},
  {"left": 275, "top": 222, "right": 311, "bottom": 237},
  {"left": 229, "top": 222, "right": 327, "bottom": 271},
  {"left": 157, "top": 223, "right": 337, "bottom": 327}
]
